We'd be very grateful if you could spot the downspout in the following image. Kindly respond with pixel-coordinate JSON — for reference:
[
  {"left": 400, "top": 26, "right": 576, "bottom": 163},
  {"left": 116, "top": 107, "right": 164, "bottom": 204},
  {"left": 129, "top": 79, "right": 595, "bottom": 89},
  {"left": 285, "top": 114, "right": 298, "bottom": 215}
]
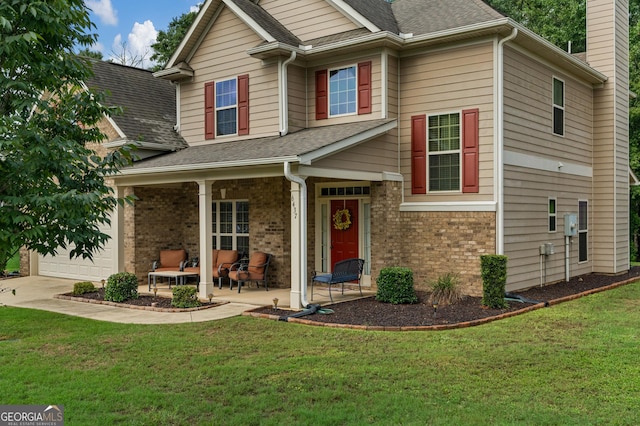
[
  {"left": 284, "top": 161, "right": 310, "bottom": 307},
  {"left": 279, "top": 51, "right": 297, "bottom": 136},
  {"left": 496, "top": 28, "right": 518, "bottom": 255}
]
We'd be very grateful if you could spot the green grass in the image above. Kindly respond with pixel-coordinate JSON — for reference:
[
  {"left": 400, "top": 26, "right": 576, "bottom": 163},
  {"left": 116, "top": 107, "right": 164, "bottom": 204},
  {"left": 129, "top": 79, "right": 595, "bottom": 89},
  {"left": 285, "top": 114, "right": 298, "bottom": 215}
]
[
  {"left": 2, "top": 283, "right": 640, "bottom": 425},
  {"left": 5, "top": 250, "right": 19, "bottom": 272}
]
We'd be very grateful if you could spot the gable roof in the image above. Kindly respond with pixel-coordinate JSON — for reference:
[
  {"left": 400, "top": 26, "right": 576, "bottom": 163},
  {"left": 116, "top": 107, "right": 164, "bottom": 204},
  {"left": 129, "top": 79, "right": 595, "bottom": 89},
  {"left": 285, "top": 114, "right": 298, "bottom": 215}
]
[{"left": 85, "top": 60, "right": 187, "bottom": 152}]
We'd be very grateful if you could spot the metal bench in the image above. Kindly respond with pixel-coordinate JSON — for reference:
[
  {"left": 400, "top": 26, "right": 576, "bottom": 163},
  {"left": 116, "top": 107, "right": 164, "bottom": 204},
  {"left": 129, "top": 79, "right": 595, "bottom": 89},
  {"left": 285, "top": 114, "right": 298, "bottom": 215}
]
[{"left": 311, "top": 258, "right": 364, "bottom": 302}]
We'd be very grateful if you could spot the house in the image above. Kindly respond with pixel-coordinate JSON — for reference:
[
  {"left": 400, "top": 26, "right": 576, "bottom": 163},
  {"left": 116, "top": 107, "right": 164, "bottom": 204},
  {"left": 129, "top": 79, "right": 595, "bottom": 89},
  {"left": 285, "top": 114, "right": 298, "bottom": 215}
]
[
  {"left": 26, "top": 60, "right": 187, "bottom": 282},
  {"left": 34, "top": 0, "right": 630, "bottom": 311}
]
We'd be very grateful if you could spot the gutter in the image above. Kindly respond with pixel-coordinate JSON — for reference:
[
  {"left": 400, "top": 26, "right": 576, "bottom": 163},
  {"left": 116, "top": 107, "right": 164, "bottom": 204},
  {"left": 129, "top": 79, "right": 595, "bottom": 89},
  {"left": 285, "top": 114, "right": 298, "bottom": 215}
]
[
  {"left": 496, "top": 28, "right": 518, "bottom": 255},
  {"left": 283, "top": 161, "right": 310, "bottom": 308},
  {"left": 279, "top": 51, "right": 297, "bottom": 136}
]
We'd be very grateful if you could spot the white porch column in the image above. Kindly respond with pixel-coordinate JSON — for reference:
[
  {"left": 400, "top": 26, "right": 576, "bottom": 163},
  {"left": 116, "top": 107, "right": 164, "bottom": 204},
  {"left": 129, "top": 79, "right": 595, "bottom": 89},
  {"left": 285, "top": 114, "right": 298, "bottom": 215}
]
[
  {"left": 290, "top": 180, "right": 302, "bottom": 309},
  {"left": 112, "top": 185, "right": 125, "bottom": 273},
  {"left": 198, "top": 180, "right": 214, "bottom": 299}
]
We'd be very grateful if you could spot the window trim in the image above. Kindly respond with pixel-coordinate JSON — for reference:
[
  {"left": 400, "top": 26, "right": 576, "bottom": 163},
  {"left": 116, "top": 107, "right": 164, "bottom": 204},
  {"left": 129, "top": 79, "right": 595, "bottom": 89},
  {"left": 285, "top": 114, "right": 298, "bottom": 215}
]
[
  {"left": 215, "top": 77, "right": 238, "bottom": 137},
  {"left": 552, "top": 76, "right": 565, "bottom": 137},
  {"left": 204, "top": 74, "right": 249, "bottom": 140},
  {"left": 328, "top": 64, "right": 358, "bottom": 118},
  {"left": 548, "top": 197, "right": 557, "bottom": 233}
]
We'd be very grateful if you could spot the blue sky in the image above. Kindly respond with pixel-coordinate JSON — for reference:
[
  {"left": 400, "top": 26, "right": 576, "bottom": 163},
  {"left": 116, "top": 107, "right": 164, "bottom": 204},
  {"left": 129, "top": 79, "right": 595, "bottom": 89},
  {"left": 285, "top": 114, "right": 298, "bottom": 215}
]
[{"left": 85, "top": 0, "right": 201, "bottom": 68}]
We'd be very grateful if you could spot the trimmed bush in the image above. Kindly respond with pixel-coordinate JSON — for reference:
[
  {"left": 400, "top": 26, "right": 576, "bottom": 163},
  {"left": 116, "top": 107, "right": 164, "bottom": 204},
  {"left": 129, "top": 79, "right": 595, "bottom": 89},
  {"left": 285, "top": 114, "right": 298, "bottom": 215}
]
[
  {"left": 172, "top": 286, "right": 201, "bottom": 308},
  {"left": 72, "top": 281, "right": 96, "bottom": 295},
  {"left": 375, "top": 267, "right": 418, "bottom": 304},
  {"left": 480, "top": 255, "right": 508, "bottom": 308},
  {"left": 104, "top": 272, "right": 139, "bottom": 303},
  {"left": 428, "top": 272, "right": 464, "bottom": 305}
]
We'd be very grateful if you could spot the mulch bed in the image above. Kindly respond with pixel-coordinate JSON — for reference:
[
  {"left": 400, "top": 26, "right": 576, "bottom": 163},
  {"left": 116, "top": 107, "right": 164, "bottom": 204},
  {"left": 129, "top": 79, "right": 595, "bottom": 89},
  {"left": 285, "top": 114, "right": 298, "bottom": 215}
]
[
  {"left": 57, "top": 288, "right": 224, "bottom": 312},
  {"left": 247, "top": 267, "right": 640, "bottom": 329}
]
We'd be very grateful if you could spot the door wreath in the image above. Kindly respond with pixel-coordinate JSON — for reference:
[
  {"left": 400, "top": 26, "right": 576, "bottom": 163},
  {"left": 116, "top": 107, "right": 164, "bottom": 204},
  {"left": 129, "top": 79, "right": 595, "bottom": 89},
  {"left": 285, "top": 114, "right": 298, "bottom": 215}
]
[{"left": 333, "top": 208, "right": 352, "bottom": 230}]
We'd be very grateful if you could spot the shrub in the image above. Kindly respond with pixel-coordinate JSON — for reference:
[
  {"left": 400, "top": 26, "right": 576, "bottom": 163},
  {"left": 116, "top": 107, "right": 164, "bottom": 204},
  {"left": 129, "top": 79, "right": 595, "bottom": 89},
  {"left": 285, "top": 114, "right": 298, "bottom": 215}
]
[
  {"left": 172, "top": 286, "right": 201, "bottom": 308},
  {"left": 104, "top": 272, "right": 139, "bottom": 303},
  {"left": 428, "top": 272, "right": 464, "bottom": 305},
  {"left": 72, "top": 281, "right": 96, "bottom": 295},
  {"left": 375, "top": 267, "right": 418, "bottom": 304},
  {"left": 480, "top": 255, "right": 508, "bottom": 308}
]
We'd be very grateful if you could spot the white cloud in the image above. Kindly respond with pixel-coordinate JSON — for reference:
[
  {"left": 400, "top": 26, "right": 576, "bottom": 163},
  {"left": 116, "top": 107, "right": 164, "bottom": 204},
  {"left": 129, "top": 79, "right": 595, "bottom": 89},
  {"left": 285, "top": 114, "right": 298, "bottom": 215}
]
[
  {"left": 85, "top": 0, "right": 118, "bottom": 26},
  {"left": 190, "top": 3, "right": 203, "bottom": 13},
  {"left": 110, "top": 20, "right": 158, "bottom": 68}
]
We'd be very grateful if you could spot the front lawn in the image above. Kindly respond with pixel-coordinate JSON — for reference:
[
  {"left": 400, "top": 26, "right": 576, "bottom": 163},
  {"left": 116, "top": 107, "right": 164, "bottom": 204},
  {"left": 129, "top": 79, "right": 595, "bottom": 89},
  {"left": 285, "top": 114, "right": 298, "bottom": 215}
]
[{"left": 1, "top": 282, "right": 639, "bottom": 425}]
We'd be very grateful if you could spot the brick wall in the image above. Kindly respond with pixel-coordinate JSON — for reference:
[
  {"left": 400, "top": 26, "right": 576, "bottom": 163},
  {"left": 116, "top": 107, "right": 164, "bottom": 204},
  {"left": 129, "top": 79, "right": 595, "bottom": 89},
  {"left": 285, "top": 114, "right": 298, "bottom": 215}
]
[{"left": 369, "top": 181, "right": 495, "bottom": 297}]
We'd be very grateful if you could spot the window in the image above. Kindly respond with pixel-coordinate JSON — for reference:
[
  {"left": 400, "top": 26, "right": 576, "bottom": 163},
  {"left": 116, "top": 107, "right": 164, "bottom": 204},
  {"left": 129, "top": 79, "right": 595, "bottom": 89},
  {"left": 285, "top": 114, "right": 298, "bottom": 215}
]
[
  {"left": 553, "top": 77, "right": 564, "bottom": 136},
  {"left": 548, "top": 198, "right": 557, "bottom": 232},
  {"left": 212, "top": 200, "right": 249, "bottom": 255},
  {"left": 411, "top": 109, "right": 479, "bottom": 194},
  {"left": 315, "top": 61, "right": 371, "bottom": 119},
  {"left": 204, "top": 75, "right": 249, "bottom": 139},
  {"left": 215, "top": 79, "right": 237, "bottom": 135},
  {"left": 579, "top": 200, "right": 588, "bottom": 262},
  {"left": 428, "top": 113, "right": 460, "bottom": 191}
]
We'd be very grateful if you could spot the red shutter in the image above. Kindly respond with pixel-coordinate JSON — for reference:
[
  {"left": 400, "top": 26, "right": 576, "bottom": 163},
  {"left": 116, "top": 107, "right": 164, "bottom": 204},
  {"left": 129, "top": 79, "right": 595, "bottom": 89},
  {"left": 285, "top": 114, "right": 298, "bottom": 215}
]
[
  {"left": 462, "top": 108, "right": 479, "bottom": 193},
  {"left": 204, "top": 82, "right": 215, "bottom": 140},
  {"left": 315, "top": 69, "right": 328, "bottom": 120},
  {"left": 237, "top": 74, "right": 249, "bottom": 135},
  {"left": 357, "top": 61, "right": 372, "bottom": 115},
  {"left": 411, "top": 114, "right": 427, "bottom": 194}
]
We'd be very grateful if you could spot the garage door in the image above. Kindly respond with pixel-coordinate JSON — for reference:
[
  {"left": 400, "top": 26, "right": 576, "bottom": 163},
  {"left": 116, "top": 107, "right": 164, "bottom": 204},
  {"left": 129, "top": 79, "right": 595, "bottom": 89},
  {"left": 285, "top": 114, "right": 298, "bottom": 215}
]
[{"left": 38, "top": 221, "right": 115, "bottom": 282}]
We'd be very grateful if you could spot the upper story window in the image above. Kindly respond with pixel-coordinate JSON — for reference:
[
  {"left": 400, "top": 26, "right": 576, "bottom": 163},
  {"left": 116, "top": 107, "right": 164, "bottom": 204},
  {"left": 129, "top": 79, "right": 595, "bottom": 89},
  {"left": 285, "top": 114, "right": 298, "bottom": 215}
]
[
  {"left": 315, "top": 61, "right": 371, "bottom": 120},
  {"left": 428, "top": 113, "right": 460, "bottom": 191},
  {"left": 410, "top": 109, "right": 479, "bottom": 195},
  {"left": 329, "top": 66, "right": 357, "bottom": 116},
  {"left": 215, "top": 79, "right": 237, "bottom": 136},
  {"left": 204, "top": 74, "right": 249, "bottom": 140},
  {"left": 552, "top": 77, "right": 564, "bottom": 136}
]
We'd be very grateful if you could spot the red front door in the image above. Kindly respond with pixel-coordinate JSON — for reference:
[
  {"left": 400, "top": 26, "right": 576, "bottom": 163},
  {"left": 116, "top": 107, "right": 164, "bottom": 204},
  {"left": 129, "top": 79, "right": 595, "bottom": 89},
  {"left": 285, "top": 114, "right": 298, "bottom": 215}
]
[{"left": 330, "top": 199, "right": 358, "bottom": 269}]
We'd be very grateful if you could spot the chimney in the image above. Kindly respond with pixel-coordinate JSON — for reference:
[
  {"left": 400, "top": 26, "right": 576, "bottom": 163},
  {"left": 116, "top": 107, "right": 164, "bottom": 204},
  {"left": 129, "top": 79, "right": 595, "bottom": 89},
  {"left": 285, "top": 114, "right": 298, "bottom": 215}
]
[{"left": 586, "top": 0, "right": 629, "bottom": 273}]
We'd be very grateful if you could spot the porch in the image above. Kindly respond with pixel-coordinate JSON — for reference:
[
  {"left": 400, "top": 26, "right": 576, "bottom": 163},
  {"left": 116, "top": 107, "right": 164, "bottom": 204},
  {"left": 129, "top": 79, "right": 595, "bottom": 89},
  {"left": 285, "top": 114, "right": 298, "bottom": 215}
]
[{"left": 138, "top": 281, "right": 374, "bottom": 309}]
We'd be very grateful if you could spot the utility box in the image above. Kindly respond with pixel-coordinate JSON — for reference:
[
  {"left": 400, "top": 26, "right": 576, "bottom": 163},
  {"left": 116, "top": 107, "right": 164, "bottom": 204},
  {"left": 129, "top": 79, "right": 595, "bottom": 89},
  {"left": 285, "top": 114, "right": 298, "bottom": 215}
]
[
  {"left": 564, "top": 213, "right": 578, "bottom": 237},
  {"left": 539, "top": 242, "right": 555, "bottom": 255}
]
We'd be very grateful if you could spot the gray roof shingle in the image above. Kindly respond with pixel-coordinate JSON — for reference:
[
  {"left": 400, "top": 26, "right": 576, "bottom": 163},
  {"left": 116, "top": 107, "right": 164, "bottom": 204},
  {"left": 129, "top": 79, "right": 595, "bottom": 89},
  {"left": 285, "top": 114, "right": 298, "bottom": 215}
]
[
  {"left": 85, "top": 60, "right": 188, "bottom": 151},
  {"left": 343, "top": 0, "right": 399, "bottom": 33},
  {"left": 126, "top": 118, "right": 396, "bottom": 171},
  {"left": 391, "top": 0, "right": 505, "bottom": 35},
  {"left": 228, "top": 0, "right": 301, "bottom": 45}
]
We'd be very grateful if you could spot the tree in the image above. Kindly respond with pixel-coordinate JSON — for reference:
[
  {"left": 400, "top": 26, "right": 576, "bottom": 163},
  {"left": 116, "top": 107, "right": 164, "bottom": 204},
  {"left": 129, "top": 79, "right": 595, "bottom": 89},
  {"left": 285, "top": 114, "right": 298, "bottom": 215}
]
[
  {"left": 486, "top": 0, "right": 586, "bottom": 52},
  {"left": 110, "top": 40, "right": 150, "bottom": 68},
  {"left": 76, "top": 47, "right": 103, "bottom": 60},
  {"left": 0, "top": 0, "right": 134, "bottom": 272},
  {"left": 150, "top": 10, "right": 198, "bottom": 71}
]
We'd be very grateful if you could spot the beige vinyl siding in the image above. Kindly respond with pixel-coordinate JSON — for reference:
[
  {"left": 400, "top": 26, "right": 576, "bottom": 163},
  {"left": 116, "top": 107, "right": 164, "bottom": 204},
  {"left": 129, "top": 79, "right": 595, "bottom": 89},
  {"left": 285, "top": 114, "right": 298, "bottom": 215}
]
[
  {"left": 399, "top": 41, "right": 495, "bottom": 202},
  {"left": 308, "top": 55, "right": 383, "bottom": 126},
  {"left": 588, "top": 0, "right": 630, "bottom": 273},
  {"left": 503, "top": 166, "right": 592, "bottom": 290},
  {"left": 179, "top": 7, "right": 280, "bottom": 144},
  {"left": 312, "top": 132, "right": 398, "bottom": 172},
  {"left": 503, "top": 47, "right": 593, "bottom": 166},
  {"left": 288, "top": 65, "right": 307, "bottom": 133},
  {"left": 260, "top": 0, "right": 359, "bottom": 42},
  {"left": 387, "top": 54, "right": 399, "bottom": 119}
]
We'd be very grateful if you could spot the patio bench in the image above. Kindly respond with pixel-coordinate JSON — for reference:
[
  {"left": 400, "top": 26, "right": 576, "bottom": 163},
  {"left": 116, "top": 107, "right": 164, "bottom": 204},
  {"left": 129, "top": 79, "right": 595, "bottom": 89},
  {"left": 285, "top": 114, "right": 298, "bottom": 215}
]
[{"left": 311, "top": 258, "right": 364, "bottom": 302}]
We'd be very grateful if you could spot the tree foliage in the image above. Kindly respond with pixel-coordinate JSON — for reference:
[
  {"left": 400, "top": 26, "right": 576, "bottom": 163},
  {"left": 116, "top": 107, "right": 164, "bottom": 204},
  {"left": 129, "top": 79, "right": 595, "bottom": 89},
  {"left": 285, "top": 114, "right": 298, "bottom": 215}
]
[
  {"left": 150, "top": 10, "right": 197, "bottom": 71},
  {"left": 0, "top": 0, "right": 134, "bottom": 271}
]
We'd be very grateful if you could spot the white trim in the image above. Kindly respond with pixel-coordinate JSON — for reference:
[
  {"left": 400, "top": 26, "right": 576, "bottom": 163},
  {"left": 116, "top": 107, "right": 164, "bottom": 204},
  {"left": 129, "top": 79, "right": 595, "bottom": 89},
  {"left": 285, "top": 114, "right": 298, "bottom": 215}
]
[
  {"left": 400, "top": 201, "right": 496, "bottom": 212},
  {"left": 381, "top": 49, "right": 388, "bottom": 119},
  {"left": 548, "top": 197, "right": 557, "bottom": 233},
  {"left": 298, "top": 166, "right": 387, "bottom": 182},
  {"left": 504, "top": 151, "right": 592, "bottom": 177},
  {"left": 185, "top": 5, "right": 220, "bottom": 64},
  {"left": 167, "top": 0, "right": 216, "bottom": 68},
  {"left": 222, "top": 0, "right": 276, "bottom": 43},
  {"left": 324, "top": 0, "right": 381, "bottom": 32},
  {"left": 327, "top": 64, "right": 358, "bottom": 118},
  {"left": 552, "top": 76, "right": 565, "bottom": 136}
]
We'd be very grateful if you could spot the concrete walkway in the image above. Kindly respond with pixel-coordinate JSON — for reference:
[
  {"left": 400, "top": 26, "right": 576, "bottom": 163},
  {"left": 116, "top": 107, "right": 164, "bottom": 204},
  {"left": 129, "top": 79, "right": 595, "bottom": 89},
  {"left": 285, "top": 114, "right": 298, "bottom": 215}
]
[{"left": 1, "top": 276, "right": 261, "bottom": 324}]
